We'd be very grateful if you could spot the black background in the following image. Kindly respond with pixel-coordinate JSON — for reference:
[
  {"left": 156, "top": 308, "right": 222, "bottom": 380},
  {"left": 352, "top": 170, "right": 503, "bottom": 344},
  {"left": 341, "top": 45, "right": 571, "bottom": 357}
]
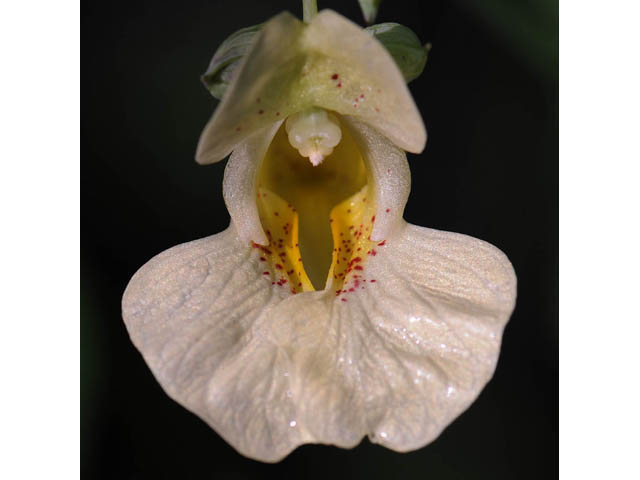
[{"left": 82, "top": 0, "right": 558, "bottom": 478}]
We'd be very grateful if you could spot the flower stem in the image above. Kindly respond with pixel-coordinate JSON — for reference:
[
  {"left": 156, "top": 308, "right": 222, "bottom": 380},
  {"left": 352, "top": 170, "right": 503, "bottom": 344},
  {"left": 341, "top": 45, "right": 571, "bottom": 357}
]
[{"left": 302, "top": 0, "right": 318, "bottom": 23}]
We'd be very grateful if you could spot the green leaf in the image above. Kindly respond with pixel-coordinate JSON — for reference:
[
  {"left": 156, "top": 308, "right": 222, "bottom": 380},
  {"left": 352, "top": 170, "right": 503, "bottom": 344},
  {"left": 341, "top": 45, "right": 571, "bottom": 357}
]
[
  {"left": 201, "top": 23, "right": 263, "bottom": 100},
  {"left": 366, "top": 22, "right": 429, "bottom": 83},
  {"left": 358, "top": 0, "right": 382, "bottom": 25}
]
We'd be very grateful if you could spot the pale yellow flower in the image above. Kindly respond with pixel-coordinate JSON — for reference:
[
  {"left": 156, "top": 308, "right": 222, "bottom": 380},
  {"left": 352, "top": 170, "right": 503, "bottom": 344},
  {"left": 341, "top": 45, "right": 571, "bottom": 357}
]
[{"left": 122, "top": 10, "right": 516, "bottom": 462}]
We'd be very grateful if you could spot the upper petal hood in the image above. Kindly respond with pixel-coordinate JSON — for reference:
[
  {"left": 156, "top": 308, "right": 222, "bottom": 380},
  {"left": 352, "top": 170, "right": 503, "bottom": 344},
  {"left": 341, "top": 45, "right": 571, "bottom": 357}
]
[{"left": 196, "top": 9, "right": 427, "bottom": 165}]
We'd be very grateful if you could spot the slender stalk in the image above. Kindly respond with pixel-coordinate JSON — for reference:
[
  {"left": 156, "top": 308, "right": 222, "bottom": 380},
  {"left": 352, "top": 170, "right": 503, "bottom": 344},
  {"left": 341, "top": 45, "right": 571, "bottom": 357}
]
[{"left": 302, "top": 0, "right": 318, "bottom": 23}]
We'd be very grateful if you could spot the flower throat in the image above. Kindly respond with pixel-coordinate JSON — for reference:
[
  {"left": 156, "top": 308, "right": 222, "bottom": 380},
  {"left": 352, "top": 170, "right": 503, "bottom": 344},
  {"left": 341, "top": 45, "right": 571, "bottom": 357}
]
[{"left": 256, "top": 111, "right": 377, "bottom": 291}]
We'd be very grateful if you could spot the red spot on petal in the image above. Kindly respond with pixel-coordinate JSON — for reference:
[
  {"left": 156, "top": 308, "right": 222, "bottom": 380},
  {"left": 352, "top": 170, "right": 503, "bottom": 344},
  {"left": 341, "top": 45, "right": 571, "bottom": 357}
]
[
  {"left": 341, "top": 298, "right": 347, "bottom": 302},
  {"left": 275, "top": 264, "right": 283, "bottom": 270},
  {"left": 263, "top": 271, "right": 270, "bottom": 276},
  {"left": 385, "top": 208, "right": 390, "bottom": 213},
  {"left": 371, "top": 215, "right": 376, "bottom": 223},
  {"left": 331, "top": 74, "right": 339, "bottom": 80},
  {"left": 337, "top": 82, "right": 342, "bottom": 87},
  {"left": 370, "top": 279, "right": 376, "bottom": 283},
  {"left": 258, "top": 110, "right": 264, "bottom": 114},
  {"left": 276, "top": 112, "right": 280, "bottom": 116},
  {"left": 371, "top": 249, "right": 377, "bottom": 256},
  {"left": 360, "top": 94, "right": 365, "bottom": 99},
  {"left": 259, "top": 257, "right": 266, "bottom": 261},
  {"left": 378, "top": 240, "right": 386, "bottom": 246},
  {"left": 354, "top": 266, "right": 363, "bottom": 271}
]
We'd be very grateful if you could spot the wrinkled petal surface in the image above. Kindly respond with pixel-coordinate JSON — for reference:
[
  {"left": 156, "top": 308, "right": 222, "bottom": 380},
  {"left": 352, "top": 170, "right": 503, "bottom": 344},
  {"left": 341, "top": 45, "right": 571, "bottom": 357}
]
[
  {"left": 122, "top": 222, "right": 516, "bottom": 462},
  {"left": 196, "top": 10, "right": 426, "bottom": 165}
]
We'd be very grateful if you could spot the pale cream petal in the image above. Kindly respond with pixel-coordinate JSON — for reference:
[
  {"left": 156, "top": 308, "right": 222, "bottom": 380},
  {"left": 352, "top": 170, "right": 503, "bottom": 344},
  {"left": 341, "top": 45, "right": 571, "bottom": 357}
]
[
  {"left": 122, "top": 227, "right": 306, "bottom": 462},
  {"left": 302, "top": 10, "right": 426, "bottom": 153},
  {"left": 223, "top": 121, "right": 283, "bottom": 245},
  {"left": 195, "top": 10, "right": 426, "bottom": 165},
  {"left": 123, "top": 217, "right": 515, "bottom": 461},
  {"left": 342, "top": 116, "right": 411, "bottom": 242},
  {"left": 337, "top": 222, "right": 517, "bottom": 451},
  {"left": 196, "top": 12, "right": 305, "bottom": 165}
]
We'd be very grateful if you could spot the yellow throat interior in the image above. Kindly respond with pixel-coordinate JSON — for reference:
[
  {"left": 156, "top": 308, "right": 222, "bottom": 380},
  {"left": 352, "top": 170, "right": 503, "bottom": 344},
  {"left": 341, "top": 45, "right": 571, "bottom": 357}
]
[{"left": 255, "top": 118, "right": 379, "bottom": 295}]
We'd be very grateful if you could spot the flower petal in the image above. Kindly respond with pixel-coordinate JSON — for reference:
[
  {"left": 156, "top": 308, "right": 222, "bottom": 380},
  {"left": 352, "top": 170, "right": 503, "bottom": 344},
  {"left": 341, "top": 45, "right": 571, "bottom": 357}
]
[
  {"left": 122, "top": 227, "right": 305, "bottom": 462},
  {"left": 196, "top": 10, "right": 426, "bottom": 165},
  {"left": 341, "top": 116, "right": 411, "bottom": 242},
  {"left": 122, "top": 218, "right": 515, "bottom": 461},
  {"left": 338, "top": 222, "right": 517, "bottom": 451},
  {"left": 223, "top": 121, "right": 282, "bottom": 246}
]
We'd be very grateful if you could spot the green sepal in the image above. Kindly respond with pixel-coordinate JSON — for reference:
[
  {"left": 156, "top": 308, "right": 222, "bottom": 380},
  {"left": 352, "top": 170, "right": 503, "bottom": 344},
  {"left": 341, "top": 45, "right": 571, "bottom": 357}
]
[
  {"left": 201, "top": 23, "right": 263, "bottom": 100},
  {"left": 358, "top": 0, "right": 382, "bottom": 25},
  {"left": 366, "top": 22, "right": 429, "bottom": 83}
]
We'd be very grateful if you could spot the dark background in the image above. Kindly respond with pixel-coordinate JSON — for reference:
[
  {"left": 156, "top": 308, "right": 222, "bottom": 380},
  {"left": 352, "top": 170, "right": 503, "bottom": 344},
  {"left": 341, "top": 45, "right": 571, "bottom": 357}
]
[{"left": 82, "top": 0, "right": 558, "bottom": 478}]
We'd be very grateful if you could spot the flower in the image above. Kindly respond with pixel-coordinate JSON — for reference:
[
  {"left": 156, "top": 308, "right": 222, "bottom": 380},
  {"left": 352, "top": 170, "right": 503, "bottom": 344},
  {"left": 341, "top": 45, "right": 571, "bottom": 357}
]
[{"left": 122, "top": 10, "right": 516, "bottom": 463}]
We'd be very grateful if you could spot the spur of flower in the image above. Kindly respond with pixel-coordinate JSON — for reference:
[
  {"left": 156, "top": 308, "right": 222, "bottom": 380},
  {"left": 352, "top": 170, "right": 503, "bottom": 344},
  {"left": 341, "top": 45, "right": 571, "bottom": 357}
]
[{"left": 122, "top": 9, "right": 516, "bottom": 463}]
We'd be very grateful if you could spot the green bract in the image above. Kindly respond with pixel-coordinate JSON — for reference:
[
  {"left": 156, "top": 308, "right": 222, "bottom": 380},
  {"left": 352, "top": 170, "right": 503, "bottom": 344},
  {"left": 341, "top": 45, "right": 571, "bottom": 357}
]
[
  {"left": 201, "top": 24, "right": 264, "bottom": 100},
  {"left": 366, "top": 23, "right": 429, "bottom": 83}
]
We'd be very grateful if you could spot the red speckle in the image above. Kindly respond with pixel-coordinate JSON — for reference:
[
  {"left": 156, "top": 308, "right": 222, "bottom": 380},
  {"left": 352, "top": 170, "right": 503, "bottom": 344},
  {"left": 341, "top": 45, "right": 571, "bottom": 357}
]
[
  {"left": 274, "top": 212, "right": 279, "bottom": 216},
  {"left": 275, "top": 264, "right": 283, "bottom": 270},
  {"left": 337, "top": 82, "right": 342, "bottom": 88},
  {"left": 371, "top": 215, "right": 376, "bottom": 223},
  {"left": 263, "top": 271, "right": 270, "bottom": 276},
  {"left": 385, "top": 208, "right": 390, "bottom": 213},
  {"left": 349, "top": 288, "right": 355, "bottom": 292},
  {"left": 291, "top": 289, "right": 297, "bottom": 294},
  {"left": 259, "top": 256, "right": 266, "bottom": 261},
  {"left": 371, "top": 249, "right": 377, "bottom": 256},
  {"left": 370, "top": 279, "right": 376, "bottom": 283},
  {"left": 354, "top": 266, "right": 363, "bottom": 271},
  {"left": 272, "top": 281, "right": 276, "bottom": 285},
  {"left": 298, "top": 282, "right": 302, "bottom": 287},
  {"left": 378, "top": 240, "right": 386, "bottom": 246},
  {"left": 276, "top": 112, "right": 280, "bottom": 116},
  {"left": 387, "top": 169, "right": 391, "bottom": 174},
  {"left": 258, "top": 110, "right": 264, "bottom": 115},
  {"left": 331, "top": 74, "right": 339, "bottom": 80},
  {"left": 353, "top": 103, "right": 358, "bottom": 108},
  {"left": 347, "top": 209, "right": 351, "bottom": 213},
  {"left": 375, "top": 108, "right": 380, "bottom": 113},
  {"left": 360, "top": 94, "right": 365, "bottom": 99},
  {"left": 377, "top": 89, "right": 381, "bottom": 93},
  {"left": 341, "top": 298, "right": 347, "bottom": 302}
]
